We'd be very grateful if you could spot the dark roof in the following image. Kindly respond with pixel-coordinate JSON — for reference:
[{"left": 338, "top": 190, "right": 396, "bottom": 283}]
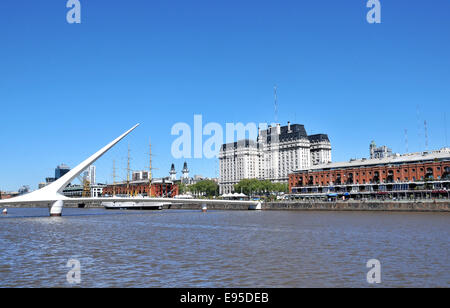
[
  {"left": 219, "top": 123, "right": 331, "bottom": 149},
  {"left": 221, "top": 139, "right": 258, "bottom": 151},
  {"left": 261, "top": 124, "right": 308, "bottom": 143},
  {"left": 182, "top": 162, "right": 188, "bottom": 171},
  {"left": 308, "top": 134, "right": 330, "bottom": 143}
]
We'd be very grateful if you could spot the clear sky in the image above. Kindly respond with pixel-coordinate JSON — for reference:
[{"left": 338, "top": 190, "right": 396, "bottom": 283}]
[{"left": 0, "top": 0, "right": 449, "bottom": 191}]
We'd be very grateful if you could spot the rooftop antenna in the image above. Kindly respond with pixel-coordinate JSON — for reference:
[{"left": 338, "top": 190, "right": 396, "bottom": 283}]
[
  {"left": 424, "top": 120, "right": 429, "bottom": 152},
  {"left": 416, "top": 105, "right": 422, "bottom": 151},
  {"left": 444, "top": 112, "right": 448, "bottom": 148},
  {"left": 274, "top": 85, "right": 278, "bottom": 123},
  {"left": 404, "top": 129, "right": 409, "bottom": 154}
]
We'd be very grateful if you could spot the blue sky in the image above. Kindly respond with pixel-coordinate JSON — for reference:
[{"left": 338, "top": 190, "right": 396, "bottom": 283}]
[{"left": 0, "top": 0, "right": 449, "bottom": 191}]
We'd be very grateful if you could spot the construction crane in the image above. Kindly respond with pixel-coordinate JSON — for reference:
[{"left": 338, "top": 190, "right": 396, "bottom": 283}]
[
  {"left": 82, "top": 178, "right": 91, "bottom": 197},
  {"left": 76, "top": 172, "right": 91, "bottom": 198}
]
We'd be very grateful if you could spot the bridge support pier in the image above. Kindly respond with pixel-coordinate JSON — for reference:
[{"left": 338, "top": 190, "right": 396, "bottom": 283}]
[{"left": 50, "top": 200, "right": 64, "bottom": 217}]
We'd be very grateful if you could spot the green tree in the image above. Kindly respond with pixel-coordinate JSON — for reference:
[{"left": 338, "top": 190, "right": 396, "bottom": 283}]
[
  {"left": 191, "top": 180, "right": 218, "bottom": 197},
  {"left": 233, "top": 179, "right": 288, "bottom": 196},
  {"left": 178, "top": 183, "right": 188, "bottom": 194}
]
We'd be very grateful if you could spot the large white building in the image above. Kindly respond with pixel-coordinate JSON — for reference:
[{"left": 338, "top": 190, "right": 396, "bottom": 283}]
[{"left": 219, "top": 122, "right": 332, "bottom": 194}]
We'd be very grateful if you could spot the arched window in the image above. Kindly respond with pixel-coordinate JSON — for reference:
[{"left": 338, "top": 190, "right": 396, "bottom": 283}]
[
  {"left": 442, "top": 167, "right": 450, "bottom": 180},
  {"left": 425, "top": 168, "right": 434, "bottom": 180},
  {"left": 373, "top": 171, "right": 380, "bottom": 184},
  {"left": 387, "top": 170, "right": 394, "bottom": 183}
]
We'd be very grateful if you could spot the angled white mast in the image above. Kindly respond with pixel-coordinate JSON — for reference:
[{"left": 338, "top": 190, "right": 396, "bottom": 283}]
[{"left": 0, "top": 124, "right": 140, "bottom": 216}]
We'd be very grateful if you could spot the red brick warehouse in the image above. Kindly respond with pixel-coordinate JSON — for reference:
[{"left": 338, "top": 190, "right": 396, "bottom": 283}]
[
  {"left": 289, "top": 152, "right": 450, "bottom": 192},
  {"left": 102, "top": 180, "right": 179, "bottom": 198}
]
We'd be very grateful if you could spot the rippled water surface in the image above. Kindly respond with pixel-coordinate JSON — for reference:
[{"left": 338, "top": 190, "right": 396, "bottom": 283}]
[{"left": 0, "top": 208, "right": 449, "bottom": 287}]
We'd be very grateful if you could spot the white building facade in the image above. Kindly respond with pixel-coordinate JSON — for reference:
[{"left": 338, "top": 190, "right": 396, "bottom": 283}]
[{"left": 219, "top": 122, "right": 332, "bottom": 194}]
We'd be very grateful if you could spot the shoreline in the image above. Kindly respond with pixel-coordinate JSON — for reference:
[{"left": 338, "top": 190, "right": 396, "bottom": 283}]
[{"left": 2, "top": 200, "right": 449, "bottom": 212}]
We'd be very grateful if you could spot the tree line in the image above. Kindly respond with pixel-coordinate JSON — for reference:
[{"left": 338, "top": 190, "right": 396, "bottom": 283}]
[
  {"left": 179, "top": 180, "right": 219, "bottom": 197},
  {"left": 234, "top": 179, "right": 288, "bottom": 196},
  {"left": 178, "top": 178, "right": 288, "bottom": 198}
]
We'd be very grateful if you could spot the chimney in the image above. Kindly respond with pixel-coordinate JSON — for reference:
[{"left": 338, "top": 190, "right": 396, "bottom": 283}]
[
  {"left": 276, "top": 123, "right": 281, "bottom": 134},
  {"left": 288, "top": 121, "right": 291, "bottom": 132}
]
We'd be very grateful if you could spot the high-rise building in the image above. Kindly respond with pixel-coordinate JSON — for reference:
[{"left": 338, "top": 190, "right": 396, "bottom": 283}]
[
  {"left": 309, "top": 134, "right": 332, "bottom": 165},
  {"left": 55, "top": 164, "right": 70, "bottom": 180},
  {"left": 370, "top": 141, "right": 393, "bottom": 159},
  {"left": 219, "top": 122, "right": 332, "bottom": 194},
  {"left": 87, "top": 165, "right": 96, "bottom": 185},
  {"left": 45, "top": 177, "right": 56, "bottom": 184},
  {"left": 18, "top": 185, "right": 30, "bottom": 195}
]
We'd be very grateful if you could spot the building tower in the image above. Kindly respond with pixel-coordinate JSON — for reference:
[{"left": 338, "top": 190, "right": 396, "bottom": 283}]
[
  {"left": 88, "top": 165, "right": 96, "bottom": 185},
  {"left": 370, "top": 141, "right": 377, "bottom": 159},
  {"left": 181, "top": 162, "right": 189, "bottom": 183},
  {"left": 169, "top": 163, "right": 177, "bottom": 181},
  {"left": 370, "top": 141, "right": 393, "bottom": 159},
  {"left": 55, "top": 164, "right": 70, "bottom": 180}
]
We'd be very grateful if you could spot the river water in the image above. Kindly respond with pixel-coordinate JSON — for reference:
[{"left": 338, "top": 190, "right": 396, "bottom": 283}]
[{"left": 0, "top": 208, "right": 448, "bottom": 287}]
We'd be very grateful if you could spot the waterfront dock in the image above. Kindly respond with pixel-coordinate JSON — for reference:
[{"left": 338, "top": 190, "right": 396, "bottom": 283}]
[{"left": 7, "top": 199, "right": 445, "bottom": 212}]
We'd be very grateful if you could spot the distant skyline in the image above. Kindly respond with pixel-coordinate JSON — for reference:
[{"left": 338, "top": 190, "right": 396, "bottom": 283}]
[{"left": 1, "top": 0, "right": 449, "bottom": 191}]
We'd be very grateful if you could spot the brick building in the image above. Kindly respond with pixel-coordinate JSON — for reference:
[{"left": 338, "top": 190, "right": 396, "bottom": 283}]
[
  {"left": 289, "top": 149, "right": 450, "bottom": 199},
  {"left": 0, "top": 191, "right": 19, "bottom": 200},
  {"left": 102, "top": 179, "right": 179, "bottom": 198}
]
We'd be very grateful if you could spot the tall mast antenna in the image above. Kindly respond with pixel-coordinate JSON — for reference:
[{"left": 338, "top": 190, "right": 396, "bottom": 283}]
[
  {"left": 274, "top": 85, "right": 278, "bottom": 123},
  {"left": 416, "top": 105, "right": 422, "bottom": 151},
  {"left": 445, "top": 112, "right": 448, "bottom": 148},
  {"left": 404, "top": 129, "right": 409, "bottom": 154}
]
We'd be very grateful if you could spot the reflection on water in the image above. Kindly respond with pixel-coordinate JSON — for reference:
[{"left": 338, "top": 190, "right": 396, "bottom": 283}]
[{"left": 0, "top": 208, "right": 449, "bottom": 287}]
